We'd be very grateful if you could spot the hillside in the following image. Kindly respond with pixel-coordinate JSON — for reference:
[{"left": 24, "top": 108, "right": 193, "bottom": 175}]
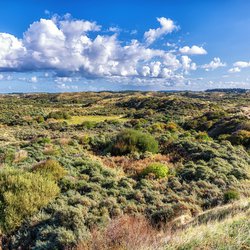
[{"left": 0, "top": 91, "right": 249, "bottom": 249}]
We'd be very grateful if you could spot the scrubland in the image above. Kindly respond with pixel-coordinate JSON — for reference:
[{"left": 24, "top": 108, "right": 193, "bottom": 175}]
[{"left": 0, "top": 91, "right": 249, "bottom": 249}]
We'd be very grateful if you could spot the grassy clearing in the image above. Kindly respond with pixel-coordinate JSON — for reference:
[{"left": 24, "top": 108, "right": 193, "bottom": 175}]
[
  {"left": 63, "top": 115, "right": 128, "bottom": 125},
  {"left": 166, "top": 200, "right": 250, "bottom": 250}
]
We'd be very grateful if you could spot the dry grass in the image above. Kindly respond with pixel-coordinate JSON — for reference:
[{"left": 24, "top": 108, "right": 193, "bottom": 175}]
[
  {"left": 101, "top": 154, "right": 171, "bottom": 175},
  {"left": 13, "top": 150, "right": 28, "bottom": 163},
  {"left": 78, "top": 215, "right": 166, "bottom": 250},
  {"left": 76, "top": 201, "right": 250, "bottom": 250},
  {"left": 166, "top": 200, "right": 250, "bottom": 250}
]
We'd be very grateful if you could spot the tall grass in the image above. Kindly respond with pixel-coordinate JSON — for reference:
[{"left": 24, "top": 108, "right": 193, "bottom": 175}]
[
  {"left": 76, "top": 200, "right": 250, "bottom": 250},
  {"left": 167, "top": 200, "right": 250, "bottom": 250}
]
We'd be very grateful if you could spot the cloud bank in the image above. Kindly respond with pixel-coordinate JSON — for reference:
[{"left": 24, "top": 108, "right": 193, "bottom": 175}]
[{"left": 0, "top": 14, "right": 234, "bottom": 89}]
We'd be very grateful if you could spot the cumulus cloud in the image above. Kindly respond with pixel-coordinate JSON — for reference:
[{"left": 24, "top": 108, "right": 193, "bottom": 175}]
[
  {"left": 144, "top": 17, "right": 178, "bottom": 45},
  {"left": 179, "top": 45, "right": 207, "bottom": 55},
  {"left": 201, "top": 57, "right": 226, "bottom": 71},
  {"left": 0, "top": 15, "right": 201, "bottom": 86},
  {"left": 0, "top": 33, "right": 26, "bottom": 69},
  {"left": 228, "top": 61, "right": 250, "bottom": 73},
  {"left": 181, "top": 56, "right": 197, "bottom": 73},
  {"left": 233, "top": 61, "right": 250, "bottom": 68}
]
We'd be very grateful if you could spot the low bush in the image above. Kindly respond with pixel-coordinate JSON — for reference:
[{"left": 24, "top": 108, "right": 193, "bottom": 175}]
[
  {"left": 32, "top": 159, "right": 67, "bottom": 181},
  {"left": 141, "top": 163, "right": 169, "bottom": 179},
  {"left": 0, "top": 168, "right": 59, "bottom": 233},
  {"left": 109, "top": 129, "right": 158, "bottom": 155},
  {"left": 47, "top": 111, "right": 71, "bottom": 120},
  {"left": 224, "top": 190, "right": 240, "bottom": 203}
]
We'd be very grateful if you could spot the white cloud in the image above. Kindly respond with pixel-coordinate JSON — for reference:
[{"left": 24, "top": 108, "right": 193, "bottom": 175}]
[
  {"left": 130, "top": 30, "right": 138, "bottom": 35},
  {"left": 144, "top": 17, "right": 178, "bottom": 45},
  {"left": 0, "top": 33, "right": 26, "bottom": 69},
  {"left": 179, "top": 45, "right": 207, "bottom": 55},
  {"left": 0, "top": 74, "right": 3, "bottom": 80},
  {"left": 59, "top": 19, "right": 101, "bottom": 36},
  {"left": 55, "top": 77, "right": 76, "bottom": 83},
  {"left": 108, "top": 27, "right": 121, "bottom": 33},
  {"left": 56, "top": 83, "right": 78, "bottom": 90},
  {"left": 30, "top": 76, "right": 38, "bottom": 83},
  {"left": 233, "top": 61, "right": 250, "bottom": 68},
  {"left": 181, "top": 56, "right": 197, "bottom": 73},
  {"left": 201, "top": 57, "right": 226, "bottom": 71},
  {"left": 228, "top": 67, "right": 241, "bottom": 73},
  {"left": 0, "top": 15, "right": 200, "bottom": 86},
  {"left": 228, "top": 61, "right": 250, "bottom": 73}
]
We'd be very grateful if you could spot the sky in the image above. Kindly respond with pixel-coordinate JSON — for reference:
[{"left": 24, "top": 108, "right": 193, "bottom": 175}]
[{"left": 0, "top": 0, "right": 250, "bottom": 92}]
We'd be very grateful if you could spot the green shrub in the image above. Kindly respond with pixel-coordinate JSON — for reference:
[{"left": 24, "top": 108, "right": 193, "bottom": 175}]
[
  {"left": 0, "top": 168, "right": 59, "bottom": 233},
  {"left": 35, "top": 115, "right": 45, "bottom": 123},
  {"left": 110, "top": 129, "right": 158, "bottom": 155},
  {"left": 224, "top": 190, "right": 240, "bottom": 203},
  {"left": 195, "top": 131, "right": 211, "bottom": 142},
  {"left": 47, "top": 111, "right": 71, "bottom": 120},
  {"left": 80, "top": 121, "right": 96, "bottom": 129},
  {"left": 141, "top": 163, "right": 169, "bottom": 179},
  {"left": 32, "top": 159, "right": 67, "bottom": 181}
]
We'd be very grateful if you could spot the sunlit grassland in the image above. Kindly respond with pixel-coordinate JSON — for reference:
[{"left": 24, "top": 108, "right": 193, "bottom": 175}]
[{"left": 63, "top": 115, "right": 129, "bottom": 125}]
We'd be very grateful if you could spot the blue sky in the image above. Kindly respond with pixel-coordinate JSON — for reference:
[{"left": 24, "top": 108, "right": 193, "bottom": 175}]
[{"left": 0, "top": 0, "right": 250, "bottom": 92}]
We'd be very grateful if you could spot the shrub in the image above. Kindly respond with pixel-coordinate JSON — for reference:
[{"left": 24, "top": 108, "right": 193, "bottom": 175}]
[
  {"left": 110, "top": 129, "right": 158, "bottom": 155},
  {"left": 35, "top": 115, "right": 45, "bottom": 123},
  {"left": 224, "top": 190, "right": 240, "bottom": 203},
  {"left": 195, "top": 131, "right": 211, "bottom": 142},
  {"left": 150, "top": 207, "right": 175, "bottom": 227},
  {"left": 90, "top": 215, "right": 164, "bottom": 250},
  {"left": 80, "top": 121, "right": 97, "bottom": 129},
  {"left": 47, "top": 111, "right": 71, "bottom": 120},
  {"left": 0, "top": 168, "right": 59, "bottom": 233},
  {"left": 229, "top": 130, "right": 250, "bottom": 147},
  {"left": 165, "top": 121, "right": 179, "bottom": 132},
  {"left": 141, "top": 163, "right": 169, "bottom": 179},
  {"left": 32, "top": 159, "right": 67, "bottom": 181}
]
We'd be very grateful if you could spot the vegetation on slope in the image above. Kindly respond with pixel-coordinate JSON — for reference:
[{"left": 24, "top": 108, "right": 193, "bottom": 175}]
[{"left": 0, "top": 91, "right": 248, "bottom": 249}]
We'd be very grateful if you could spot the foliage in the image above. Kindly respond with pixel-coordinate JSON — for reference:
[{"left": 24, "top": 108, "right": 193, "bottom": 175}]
[
  {"left": 32, "top": 159, "right": 67, "bottom": 181},
  {"left": 141, "top": 162, "right": 169, "bottom": 179},
  {"left": 0, "top": 91, "right": 249, "bottom": 249},
  {"left": 109, "top": 129, "right": 159, "bottom": 155},
  {"left": 224, "top": 190, "right": 240, "bottom": 203},
  {"left": 47, "top": 111, "right": 71, "bottom": 120},
  {"left": 0, "top": 168, "right": 59, "bottom": 233}
]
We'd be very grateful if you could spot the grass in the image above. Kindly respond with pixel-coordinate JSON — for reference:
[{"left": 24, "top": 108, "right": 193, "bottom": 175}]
[
  {"left": 63, "top": 115, "right": 128, "bottom": 125},
  {"left": 77, "top": 200, "right": 250, "bottom": 250},
  {"left": 166, "top": 200, "right": 250, "bottom": 250}
]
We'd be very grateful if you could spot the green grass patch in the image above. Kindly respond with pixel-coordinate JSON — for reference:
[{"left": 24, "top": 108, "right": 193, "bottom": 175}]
[{"left": 62, "top": 115, "right": 128, "bottom": 125}]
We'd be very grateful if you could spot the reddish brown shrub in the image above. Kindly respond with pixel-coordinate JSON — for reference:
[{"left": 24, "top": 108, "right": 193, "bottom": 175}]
[{"left": 85, "top": 215, "right": 165, "bottom": 250}]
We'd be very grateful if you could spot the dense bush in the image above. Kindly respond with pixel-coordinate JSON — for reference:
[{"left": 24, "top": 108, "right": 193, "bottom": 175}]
[
  {"left": 47, "top": 111, "right": 71, "bottom": 120},
  {"left": 224, "top": 190, "right": 240, "bottom": 203},
  {"left": 141, "top": 163, "right": 169, "bottom": 179},
  {"left": 109, "top": 129, "right": 158, "bottom": 155},
  {"left": 229, "top": 130, "right": 250, "bottom": 148},
  {"left": 32, "top": 159, "right": 67, "bottom": 181},
  {"left": 0, "top": 168, "right": 59, "bottom": 233}
]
